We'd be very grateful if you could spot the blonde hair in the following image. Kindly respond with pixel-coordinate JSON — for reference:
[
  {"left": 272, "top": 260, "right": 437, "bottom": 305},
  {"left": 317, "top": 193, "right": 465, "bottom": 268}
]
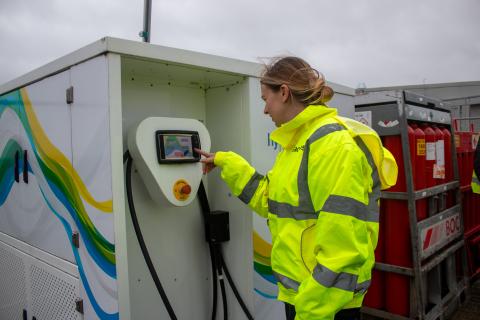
[{"left": 260, "top": 56, "right": 334, "bottom": 105}]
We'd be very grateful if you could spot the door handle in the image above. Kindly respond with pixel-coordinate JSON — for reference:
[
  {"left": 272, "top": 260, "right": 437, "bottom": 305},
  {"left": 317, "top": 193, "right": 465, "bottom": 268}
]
[
  {"left": 23, "top": 150, "right": 28, "bottom": 184},
  {"left": 14, "top": 151, "right": 19, "bottom": 183}
]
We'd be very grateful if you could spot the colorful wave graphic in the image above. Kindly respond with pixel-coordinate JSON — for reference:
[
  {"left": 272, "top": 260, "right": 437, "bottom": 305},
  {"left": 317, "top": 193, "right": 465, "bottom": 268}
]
[
  {"left": 0, "top": 89, "right": 117, "bottom": 319},
  {"left": 253, "top": 231, "right": 277, "bottom": 298},
  {"left": 0, "top": 140, "right": 24, "bottom": 205}
]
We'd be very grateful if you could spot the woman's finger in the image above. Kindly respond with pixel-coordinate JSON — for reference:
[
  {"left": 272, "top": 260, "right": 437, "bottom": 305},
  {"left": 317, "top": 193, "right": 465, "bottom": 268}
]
[{"left": 194, "top": 148, "right": 212, "bottom": 157}]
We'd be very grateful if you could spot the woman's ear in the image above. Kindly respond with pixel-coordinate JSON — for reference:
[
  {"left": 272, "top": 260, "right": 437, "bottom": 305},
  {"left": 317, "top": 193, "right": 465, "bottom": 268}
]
[{"left": 280, "top": 84, "right": 290, "bottom": 103}]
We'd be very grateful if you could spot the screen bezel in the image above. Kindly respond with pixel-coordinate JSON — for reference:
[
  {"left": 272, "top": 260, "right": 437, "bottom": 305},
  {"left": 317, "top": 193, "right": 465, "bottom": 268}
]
[{"left": 156, "top": 130, "right": 201, "bottom": 164}]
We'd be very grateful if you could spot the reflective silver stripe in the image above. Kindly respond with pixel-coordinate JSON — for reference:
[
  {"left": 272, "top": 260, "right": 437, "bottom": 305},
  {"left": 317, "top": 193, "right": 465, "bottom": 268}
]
[
  {"left": 354, "top": 137, "right": 381, "bottom": 223},
  {"left": 313, "top": 263, "right": 358, "bottom": 292},
  {"left": 322, "top": 195, "right": 377, "bottom": 222},
  {"left": 309, "top": 123, "right": 345, "bottom": 144},
  {"left": 238, "top": 172, "right": 264, "bottom": 204},
  {"left": 268, "top": 124, "right": 346, "bottom": 220},
  {"left": 267, "top": 199, "right": 317, "bottom": 220},
  {"left": 355, "top": 279, "right": 371, "bottom": 294},
  {"left": 273, "top": 271, "right": 300, "bottom": 291}
]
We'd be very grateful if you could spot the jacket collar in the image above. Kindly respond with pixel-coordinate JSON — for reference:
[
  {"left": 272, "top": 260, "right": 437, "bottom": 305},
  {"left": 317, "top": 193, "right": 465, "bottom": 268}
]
[{"left": 270, "top": 105, "right": 337, "bottom": 148}]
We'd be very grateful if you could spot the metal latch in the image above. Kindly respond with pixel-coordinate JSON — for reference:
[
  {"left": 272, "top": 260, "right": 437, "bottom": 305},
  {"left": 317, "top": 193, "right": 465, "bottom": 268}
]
[
  {"left": 75, "top": 299, "right": 84, "bottom": 314},
  {"left": 66, "top": 86, "right": 74, "bottom": 104}
]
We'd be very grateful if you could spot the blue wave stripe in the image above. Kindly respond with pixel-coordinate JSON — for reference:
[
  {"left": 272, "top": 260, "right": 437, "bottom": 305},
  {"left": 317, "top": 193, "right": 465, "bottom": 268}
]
[
  {"left": 258, "top": 272, "right": 277, "bottom": 285},
  {"left": 48, "top": 181, "right": 116, "bottom": 278},
  {"left": 254, "top": 288, "right": 277, "bottom": 300},
  {"left": 0, "top": 169, "right": 15, "bottom": 206}
]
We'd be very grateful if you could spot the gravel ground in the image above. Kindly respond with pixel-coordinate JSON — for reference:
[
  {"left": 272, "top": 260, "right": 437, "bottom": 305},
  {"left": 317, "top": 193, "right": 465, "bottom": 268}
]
[{"left": 450, "top": 279, "right": 480, "bottom": 320}]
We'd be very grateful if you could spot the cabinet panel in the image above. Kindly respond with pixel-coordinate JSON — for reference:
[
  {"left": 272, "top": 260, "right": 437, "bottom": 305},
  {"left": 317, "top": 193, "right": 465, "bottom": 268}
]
[
  {"left": 0, "top": 239, "right": 81, "bottom": 320},
  {"left": 71, "top": 55, "right": 118, "bottom": 320}
]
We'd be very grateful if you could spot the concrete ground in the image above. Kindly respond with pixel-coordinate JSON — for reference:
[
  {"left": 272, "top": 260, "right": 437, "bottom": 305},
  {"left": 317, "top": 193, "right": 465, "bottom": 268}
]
[{"left": 450, "top": 280, "right": 480, "bottom": 320}]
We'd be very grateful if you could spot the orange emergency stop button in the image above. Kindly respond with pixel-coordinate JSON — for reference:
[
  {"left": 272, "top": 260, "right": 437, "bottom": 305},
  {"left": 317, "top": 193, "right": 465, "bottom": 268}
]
[{"left": 173, "top": 179, "right": 192, "bottom": 201}]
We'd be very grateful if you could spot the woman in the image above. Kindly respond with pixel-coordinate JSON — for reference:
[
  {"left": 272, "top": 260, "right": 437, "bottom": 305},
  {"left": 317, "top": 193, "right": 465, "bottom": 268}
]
[{"left": 196, "top": 57, "right": 385, "bottom": 320}]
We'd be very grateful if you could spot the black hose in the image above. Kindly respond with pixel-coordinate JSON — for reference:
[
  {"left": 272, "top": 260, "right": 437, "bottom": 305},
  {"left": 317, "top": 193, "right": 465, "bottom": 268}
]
[
  {"left": 219, "top": 273, "right": 228, "bottom": 320},
  {"left": 219, "top": 250, "right": 255, "bottom": 320},
  {"left": 209, "top": 242, "right": 218, "bottom": 320},
  {"left": 124, "top": 151, "right": 177, "bottom": 320},
  {"left": 198, "top": 182, "right": 219, "bottom": 320},
  {"left": 215, "top": 244, "right": 228, "bottom": 320}
]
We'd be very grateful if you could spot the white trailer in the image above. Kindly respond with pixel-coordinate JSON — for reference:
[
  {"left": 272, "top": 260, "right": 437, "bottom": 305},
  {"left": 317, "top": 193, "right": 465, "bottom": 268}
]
[{"left": 0, "top": 37, "right": 355, "bottom": 320}]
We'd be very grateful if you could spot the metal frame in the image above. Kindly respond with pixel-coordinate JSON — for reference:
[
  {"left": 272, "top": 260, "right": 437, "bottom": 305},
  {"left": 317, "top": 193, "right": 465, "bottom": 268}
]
[{"left": 358, "top": 90, "right": 470, "bottom": 320}]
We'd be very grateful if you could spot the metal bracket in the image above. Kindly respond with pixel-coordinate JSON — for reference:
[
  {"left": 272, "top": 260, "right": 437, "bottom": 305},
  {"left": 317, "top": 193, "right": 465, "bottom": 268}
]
[
  {"left": 66, "top": 86, "right": 74, "bottom": 104},
  {"left": 72, "top": 231, "right": 80, "bottom": 248},
  {"left": 75, "top": 299, "right": 84, "bottom": 314}
]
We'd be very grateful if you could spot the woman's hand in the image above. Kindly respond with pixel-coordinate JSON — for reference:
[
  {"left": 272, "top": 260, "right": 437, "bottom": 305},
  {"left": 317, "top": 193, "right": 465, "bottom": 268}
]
[{"left": 195, "top": 148, "right": 216, "bottom": 174}]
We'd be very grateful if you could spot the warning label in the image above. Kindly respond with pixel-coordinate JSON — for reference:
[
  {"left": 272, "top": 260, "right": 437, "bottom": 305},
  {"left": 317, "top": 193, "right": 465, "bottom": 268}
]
[
  {"left": 417, "top": 139, "right": 425, "bottom": 156},
  {"left": 433, "top": 139, "right": 445, "bottom": 179},
  {"left": 355, "top": 111, "right": 372, "bottom": 128},
  {"left": 420, "top": 213, "right": 461, "bottom": 258},
  {"left": 454, "top": 134, "right": 460, "bottom": 148}
]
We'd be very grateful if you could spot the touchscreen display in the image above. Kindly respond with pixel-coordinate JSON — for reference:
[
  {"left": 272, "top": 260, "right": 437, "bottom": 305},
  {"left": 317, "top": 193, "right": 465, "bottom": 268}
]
[{"left": 163, "top": 134, "right": 194, "bottom": 160}]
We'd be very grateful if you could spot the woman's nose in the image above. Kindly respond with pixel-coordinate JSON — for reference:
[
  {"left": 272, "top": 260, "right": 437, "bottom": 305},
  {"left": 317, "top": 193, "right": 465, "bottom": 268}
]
[{"left": 263, "top": 105, "right": 268, "bottom": 114}]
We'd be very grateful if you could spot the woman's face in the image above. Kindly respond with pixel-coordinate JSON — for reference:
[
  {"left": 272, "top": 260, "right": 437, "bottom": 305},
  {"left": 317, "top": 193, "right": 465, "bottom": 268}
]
[{"left": 261, "top": 84, "right": 290, "bottom": 127}]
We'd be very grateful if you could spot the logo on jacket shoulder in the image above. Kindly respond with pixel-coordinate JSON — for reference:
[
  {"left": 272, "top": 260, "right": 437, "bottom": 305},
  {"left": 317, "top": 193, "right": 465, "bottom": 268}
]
[{"left": 292, "top": 145, "right": 305, "bottom": 152}]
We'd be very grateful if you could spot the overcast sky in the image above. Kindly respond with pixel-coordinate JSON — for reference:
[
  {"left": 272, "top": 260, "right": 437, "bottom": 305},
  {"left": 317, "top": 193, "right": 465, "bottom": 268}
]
[{"left": 1, "top": 0, "right": 479, "bottom": 89}]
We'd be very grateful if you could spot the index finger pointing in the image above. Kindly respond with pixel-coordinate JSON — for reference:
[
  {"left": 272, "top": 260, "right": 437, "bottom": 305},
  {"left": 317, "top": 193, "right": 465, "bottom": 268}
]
[{"left": 194, "top": 148, "right": 211, "bottom": 157}]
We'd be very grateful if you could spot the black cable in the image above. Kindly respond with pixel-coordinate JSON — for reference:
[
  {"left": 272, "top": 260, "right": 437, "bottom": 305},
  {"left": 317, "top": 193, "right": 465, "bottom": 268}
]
[
  {"left": 198, "top": 182, "right": 219, "bottom": 320},
  {"left": 124, "top": 152, "right": 250, "bottom": 320},
  {"left": 219, "top": 249, "right": 255, "bottom": 320},
  {"left": 123, "top": 150, "right": 131, "bottom": 164},
  {"left": 199, "top": 181, "right": 254, "bottom": 320},
  {"left": 124, "top": 151, "right": 177, "bottom": 320},
  {"left": 210, "top": 242, "right": 218, "bottom": 320},
  {"left": 215, "top": 244, "right": 228, "bottom": 320}
]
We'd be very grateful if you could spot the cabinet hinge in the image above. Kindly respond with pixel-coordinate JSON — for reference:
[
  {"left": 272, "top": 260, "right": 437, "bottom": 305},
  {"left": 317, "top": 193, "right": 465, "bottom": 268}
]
[
  {"left": 75, "top": 299, "right": 84, "bottom": 314},
  {"left": 66, "top": 86, "right": 74, "bottom": 104},
  {"left": 72, "top": 231, "right": 80, "bottom": 248}
]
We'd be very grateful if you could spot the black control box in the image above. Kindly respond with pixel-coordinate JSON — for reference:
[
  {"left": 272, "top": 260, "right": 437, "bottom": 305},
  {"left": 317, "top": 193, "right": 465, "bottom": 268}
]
[{"left": 206, "top": 211, "right": 230, "bottom": 243}]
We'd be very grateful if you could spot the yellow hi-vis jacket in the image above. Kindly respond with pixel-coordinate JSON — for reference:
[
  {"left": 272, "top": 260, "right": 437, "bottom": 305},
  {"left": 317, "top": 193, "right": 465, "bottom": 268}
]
[
  {"left": 473, "top": 140, "right": 480, "bottom": 194},
  {"left": 214, "top": 105, "right": 397, "bottom": 319},
  {"left": 473, "top": 171, "right": 480, "bottom": 194}
]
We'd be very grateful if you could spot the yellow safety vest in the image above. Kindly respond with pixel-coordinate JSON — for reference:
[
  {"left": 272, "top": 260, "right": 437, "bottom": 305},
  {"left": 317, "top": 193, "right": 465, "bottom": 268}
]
[{"left": 214, "top": 105, "right": 397, "bottom": 320}]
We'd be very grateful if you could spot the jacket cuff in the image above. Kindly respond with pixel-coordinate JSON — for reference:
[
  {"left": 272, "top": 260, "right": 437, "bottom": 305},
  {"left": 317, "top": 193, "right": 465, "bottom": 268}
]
[{"left": 213, "top": 151, "right": 228, "bottom": 167}]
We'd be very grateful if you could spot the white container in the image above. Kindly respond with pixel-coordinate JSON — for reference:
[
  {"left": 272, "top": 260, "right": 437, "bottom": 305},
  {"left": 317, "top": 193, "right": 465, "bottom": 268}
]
[{"left": 0, "top": 37, "right": 355, "bottom": 320}]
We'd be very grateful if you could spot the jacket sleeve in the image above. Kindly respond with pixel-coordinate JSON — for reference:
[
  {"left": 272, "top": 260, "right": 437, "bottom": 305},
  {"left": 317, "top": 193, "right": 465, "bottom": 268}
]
[
  {"left": 294, "top": 138, "right": 375, "bottom": 320},
  {"left": 214, "top": 151, "right": 270, "bottom": 218}
]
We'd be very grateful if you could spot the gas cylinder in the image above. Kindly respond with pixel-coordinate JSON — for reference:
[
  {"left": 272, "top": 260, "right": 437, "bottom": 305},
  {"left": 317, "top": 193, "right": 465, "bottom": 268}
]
[
  {"left": 384, "top": 126, "right": 415, "bottom": 317},
  {"left": 423, "top": 124, "right": 436, "bottom": 188},
  {"left": 412, "top": 124, "right": 428, "bottom": 221},
  {"left": 364, "top": 204, "right": 385, "bottom": 309},
  {"left": 441, "top": 127, "right": 454, "bottom": 208},
  {"left": 423, "top": 124, "right": 437, "bottom": 215},
  {"left": 433, "top": 126, "right": 446, "bottom": 213},
  {"left": 433, "top": 126, "right": 446, "bottom": 185},
  {"left": 441, "top": 127, "right": 452, "bottom": 183}
]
